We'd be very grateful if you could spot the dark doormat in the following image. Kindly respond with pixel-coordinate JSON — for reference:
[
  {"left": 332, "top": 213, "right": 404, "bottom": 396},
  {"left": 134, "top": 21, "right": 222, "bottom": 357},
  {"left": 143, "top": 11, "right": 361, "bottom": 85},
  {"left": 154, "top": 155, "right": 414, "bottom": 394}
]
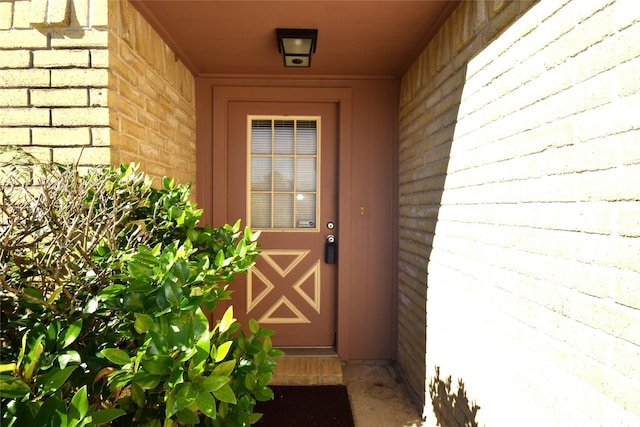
[{"left": 254, "top": 385, "right": 355, "bottom": 427}]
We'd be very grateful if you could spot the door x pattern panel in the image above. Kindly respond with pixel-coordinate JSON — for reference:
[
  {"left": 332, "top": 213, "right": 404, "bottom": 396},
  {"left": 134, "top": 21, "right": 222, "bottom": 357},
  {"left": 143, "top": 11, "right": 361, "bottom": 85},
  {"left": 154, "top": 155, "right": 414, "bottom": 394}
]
[{"left": 247, "top": 249, "right": 321, "bottom": 324}]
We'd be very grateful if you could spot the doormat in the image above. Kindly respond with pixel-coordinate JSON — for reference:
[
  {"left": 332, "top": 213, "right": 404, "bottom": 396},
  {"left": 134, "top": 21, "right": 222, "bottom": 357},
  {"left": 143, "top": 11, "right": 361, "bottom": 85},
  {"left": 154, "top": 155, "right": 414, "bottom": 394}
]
[{"left": 254, "top": 385, "right": 355, "bottom": 427}]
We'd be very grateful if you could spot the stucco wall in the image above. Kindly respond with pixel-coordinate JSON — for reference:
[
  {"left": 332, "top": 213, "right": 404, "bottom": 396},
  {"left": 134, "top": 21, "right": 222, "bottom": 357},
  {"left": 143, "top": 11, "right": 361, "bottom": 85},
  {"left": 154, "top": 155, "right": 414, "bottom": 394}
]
[
  {"left": 108, "top": 0, "right": 196, "bottom": 187},
  {"left": 196, "top": 78, "right": 398, "bottom": 360},
  {"left": 398, "top": 0, "right": 640, "bottom": 425},
  {"left": 0, "top": 0, "right": 110, "bottom": 166}
]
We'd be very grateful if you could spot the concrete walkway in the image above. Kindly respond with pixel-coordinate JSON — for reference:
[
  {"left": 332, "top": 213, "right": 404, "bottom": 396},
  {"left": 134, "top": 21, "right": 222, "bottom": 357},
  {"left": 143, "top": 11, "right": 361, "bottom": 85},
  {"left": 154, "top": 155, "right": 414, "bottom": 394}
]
[
  {"left": 270, "top": 349, "right": 427, "bottom": 426},
  {"left": 343, "top": 361, "right": 427, "bottom": 427}
]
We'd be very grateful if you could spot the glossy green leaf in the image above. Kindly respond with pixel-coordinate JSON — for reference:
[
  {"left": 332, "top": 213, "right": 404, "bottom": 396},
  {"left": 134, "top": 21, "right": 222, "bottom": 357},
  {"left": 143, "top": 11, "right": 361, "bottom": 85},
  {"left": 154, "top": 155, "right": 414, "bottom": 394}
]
[
  {"left": 170, "top": 206, "right": 184, "bottom": 221},
  {"left": 123, "top": 292, "right": 146, "bottom": 312},
  {"left": 215, "top": 249, "right": 225, "bottom": 267},
  {"left": 32, "top": 394, "right": 67, "bottom": 426},
  {"left": 212, "top": 359, "right": 236, "bottom": 377},
  {"left": 106, "top": 371, "right": 134, "bottom": 391},
  {"left": 0, "top": 375, "right": 31, "bottom": 398},
  {"left": 192, "top": 306, "right": 209, "bottom": 334},
  {"left": 196, "top": 390, "right": 217, "bottom": 419},
  {"left": 45, "top": 320, "right": 61, "bottom": 347},
  {"left": 236, "top": 239, "right": 247, "bottom": 257},
  {"left": 196, "top": 375, "right": 228, "bottom": 393},
  {"left": 98, "top": 284, "right": 126, "bottom": 299},
  {"left": 149, "top": 331, "right": 169, "bottom": 354},
  {"left": 132, "top": 371, "right": 162, "bottom": 390},
  {"left": 173, "top": 258, "right": 190, "bottom": 284},
  {"left": 219, "top": 306, "right": 235, "bottom": 333},
  {"left": 176, "top": 407, "right": 200, "bottom": 425},
  {"left": 101, "top": 348, "right": 130, "bottom": 366},
  {"left": 218, "top": 401, "right": 229, "bottom": 419},
  {"left": 21, "top": 287, "right": 46, "bottom": 311},
  {"left": 3, "top": 399, "right": 34, "bottom": 425},
  {"left": 268, "top": 348, "right": 285, "bottom": 358},
  {"left": 254, "top": 351, "right": 266, "bottom": 366},
  {"left": 59, "top": 318, "right": 83, "bottom": 349},
  {"left": 0, "top": 363, "right": 16, "bottom": 376},
  {"left": 244, "top": 373, "right": 256, "bottom": 391},
  {"left": 212, "top": 384, "right": 237, "bottom": 404},
  {"left": 248, "top": 318, "right": 259, "bottom": 335},
  {"left": 214, "top": 341, "right": 232, "bottom": 363},
  {"left": 58, "top": 350, "right": 81, "bottom": 369},
  {"left": 166, "top": 382, "right": 198, "bottom": 418},
  {"left": 131, "top": 383, "right": 146, "bottom": 407},
  {"left": 254, "top": 386, "right": 274, "bottom": 402},
  {"left": 188, "top": 359, "right": 205, "bottom": 380},
  {"left": 128, "top": 261, "right": 153, "bottom": 281},
  {"left": 141, "top": 355, "right": 174, "bottom": 376},
  {"left": 93, "top": 241, "right": 111, "bottom": 257},
  {"left": 249, "top": 412, "right": 263, "bottom": 424},
  {"left": 187, "top": 228, "right": 200, "bottom": 244},
  {"left": 0, "top": 166, "right": 268, "bottom": 426},
  {"left": 69, "top": 385, "right": 89, "bottom": 421},
  {"left": 167, "top": 365, "right": 185, "bottom": 389},
  {"left": 195, "top": 334, "right": 211, "bottom": 359},
  {"left": 89, "top": 408, "right": 126, "bottom": 425},
  {"left": 16, "top": 332, "right": 28, "bottom": 373},
  {"left": 162, "top": 281, "right": 183, "bottom": 308},
  {"left": 257, "top": 373, "right": 273, "bottom": 388},
  {"left": 36, "top": 365, "right": 77, "bottom": 395},
  {"left": 134, "top": 313, "right": 155, "bottom": 334},
  {"left": 47, "top": 285, "right": 63, "bottom": 304},
  {"left": 263, "top": 336, "right": 273, "bottom": 353}
]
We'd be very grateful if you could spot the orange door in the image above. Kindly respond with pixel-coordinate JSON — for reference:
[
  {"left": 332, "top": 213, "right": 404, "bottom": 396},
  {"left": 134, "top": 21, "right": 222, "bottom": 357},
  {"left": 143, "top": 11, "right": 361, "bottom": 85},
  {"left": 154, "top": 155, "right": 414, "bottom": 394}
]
[{"left": 225, "top": 101, "right": 338, "bottom": 346}]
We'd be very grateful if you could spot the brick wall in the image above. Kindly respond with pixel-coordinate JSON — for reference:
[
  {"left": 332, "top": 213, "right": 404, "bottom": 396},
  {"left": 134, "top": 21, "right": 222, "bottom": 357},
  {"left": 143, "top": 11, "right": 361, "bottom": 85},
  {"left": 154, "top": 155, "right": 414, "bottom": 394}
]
[
  {"left": 0, "top": 0, "right": 109, "bottom": 166},
  {"left": 398, "top": 0, "right": 640, "bottom": 425},
  {"left": 108, "top": 0, "right": 196, "bottom": 188},
  {"left": 0, "top": 0, "right": 196, "bottom": 189}
]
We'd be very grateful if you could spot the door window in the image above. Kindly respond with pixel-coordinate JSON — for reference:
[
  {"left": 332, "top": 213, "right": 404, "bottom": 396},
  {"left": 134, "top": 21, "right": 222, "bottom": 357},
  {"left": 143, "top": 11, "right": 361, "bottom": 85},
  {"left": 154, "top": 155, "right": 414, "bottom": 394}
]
[{"left": 248, "top": 117, "right": 320, "bottom": 230}]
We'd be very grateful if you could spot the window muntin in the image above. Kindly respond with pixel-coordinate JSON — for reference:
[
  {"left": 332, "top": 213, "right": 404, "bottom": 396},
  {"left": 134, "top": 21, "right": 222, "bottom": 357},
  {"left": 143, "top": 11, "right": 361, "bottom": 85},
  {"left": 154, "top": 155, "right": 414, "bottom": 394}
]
[{"left": 248, "top": 117, "right": 320, "bottom": 230}]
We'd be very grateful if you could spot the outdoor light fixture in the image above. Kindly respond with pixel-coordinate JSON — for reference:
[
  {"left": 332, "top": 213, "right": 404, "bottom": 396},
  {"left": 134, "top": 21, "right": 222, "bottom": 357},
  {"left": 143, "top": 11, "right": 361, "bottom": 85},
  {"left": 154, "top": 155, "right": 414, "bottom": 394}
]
[{"left": 276, "top": 28, "right": 318, "bottom": 67}]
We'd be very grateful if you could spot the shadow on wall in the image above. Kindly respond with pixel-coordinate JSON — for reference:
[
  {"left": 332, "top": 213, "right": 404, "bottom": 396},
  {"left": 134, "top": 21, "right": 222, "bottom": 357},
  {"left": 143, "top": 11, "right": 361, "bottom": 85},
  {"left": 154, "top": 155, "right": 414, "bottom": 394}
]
[
  {"left": 397, "top": 0, "right": 541, "bottom": 413},
  {"left": 429, "top": 367, "right": 481, "bottom": 427}
]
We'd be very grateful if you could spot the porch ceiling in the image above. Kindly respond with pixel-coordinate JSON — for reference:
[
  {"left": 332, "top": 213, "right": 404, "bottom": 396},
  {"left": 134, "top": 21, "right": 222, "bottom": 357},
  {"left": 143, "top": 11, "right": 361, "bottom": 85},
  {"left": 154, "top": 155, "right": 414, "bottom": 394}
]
[{"left": 130, "top": 0, "right": 457, "bottom": 78}]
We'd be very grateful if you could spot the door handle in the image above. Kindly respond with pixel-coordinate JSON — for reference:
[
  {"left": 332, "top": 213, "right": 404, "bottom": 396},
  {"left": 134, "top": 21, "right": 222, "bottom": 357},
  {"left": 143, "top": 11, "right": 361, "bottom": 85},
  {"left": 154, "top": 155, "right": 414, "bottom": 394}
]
[{"left": 325, "top": 234, "right": 337, "bottom": 264}]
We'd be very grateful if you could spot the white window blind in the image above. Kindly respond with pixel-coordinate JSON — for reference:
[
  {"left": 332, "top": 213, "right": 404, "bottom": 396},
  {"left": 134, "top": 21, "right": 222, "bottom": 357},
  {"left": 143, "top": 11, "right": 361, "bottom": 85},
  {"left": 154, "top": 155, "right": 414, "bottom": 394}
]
[{"left": 249, "top": 117, "right": 319, "bottom": 229}]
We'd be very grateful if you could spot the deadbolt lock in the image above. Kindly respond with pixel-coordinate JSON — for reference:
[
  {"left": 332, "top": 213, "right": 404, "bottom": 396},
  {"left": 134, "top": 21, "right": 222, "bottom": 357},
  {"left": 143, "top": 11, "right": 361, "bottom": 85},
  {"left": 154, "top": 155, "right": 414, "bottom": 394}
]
[{"left": 325, "top": 234, "right": 337, "bottom": 264}]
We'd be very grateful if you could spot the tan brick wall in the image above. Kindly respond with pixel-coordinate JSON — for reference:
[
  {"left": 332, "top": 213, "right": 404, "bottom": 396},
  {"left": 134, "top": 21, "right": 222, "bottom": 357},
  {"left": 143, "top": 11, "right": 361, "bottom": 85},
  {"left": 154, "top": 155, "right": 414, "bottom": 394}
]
[
  {"left": 107, "top": 0, "right": 196, "bottom": 189},
  {"left": 1, "top": 0, "right": 196, "bottom": 190},
  {"left": 0, "top": 0, "right": 109, "bottom": 166},
  {"left": 398, "top": 0, "right": 640, "bottom": 425}
]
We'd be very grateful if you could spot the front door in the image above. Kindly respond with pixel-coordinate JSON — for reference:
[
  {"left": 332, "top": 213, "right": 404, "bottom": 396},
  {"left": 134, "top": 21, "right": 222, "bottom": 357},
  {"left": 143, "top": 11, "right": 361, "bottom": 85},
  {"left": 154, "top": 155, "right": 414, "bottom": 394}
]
[{"left": 226, "top": 101, "right": 338, "bottom": 346}]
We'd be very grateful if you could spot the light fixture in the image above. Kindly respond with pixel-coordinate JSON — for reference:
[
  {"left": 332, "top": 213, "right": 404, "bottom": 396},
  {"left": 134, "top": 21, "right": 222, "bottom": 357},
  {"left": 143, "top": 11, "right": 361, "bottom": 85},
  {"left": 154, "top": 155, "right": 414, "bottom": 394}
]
[{"left": 276, "top": 28, "right": 318, "bottom": 67}]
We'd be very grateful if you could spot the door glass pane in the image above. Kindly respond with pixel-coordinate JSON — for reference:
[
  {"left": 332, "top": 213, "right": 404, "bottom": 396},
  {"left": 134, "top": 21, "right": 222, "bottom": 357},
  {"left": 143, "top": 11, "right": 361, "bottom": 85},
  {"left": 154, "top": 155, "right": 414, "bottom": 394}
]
[
  {"left": 274, "top": 120, "right": 294, "bottom": 154},
  {"left": 251, "top": 193, "right": 271, "bottom": 228},
  {"left": 249, "top": 117, "right": 319, "bottom": 229},
  {"left": 274, "top": 193, "right": 294, "bottom": 228},
  {"left": 251, "top": 120, "right": 272, "bottom": 154},
  {"left": 296, "top": 158, "right": 316, "bottom": 192},
  {"left": 251, "top": 157, "right": 272, "bottom": 191},
  {"left": 274, "top": 157, "right": 294, "bottom": 192},
  {"left": 296, "top": 121, "right": 317, "bottom": 155},
  {"left": 296, "top": 194, "right": 316, "bottom": 227}
]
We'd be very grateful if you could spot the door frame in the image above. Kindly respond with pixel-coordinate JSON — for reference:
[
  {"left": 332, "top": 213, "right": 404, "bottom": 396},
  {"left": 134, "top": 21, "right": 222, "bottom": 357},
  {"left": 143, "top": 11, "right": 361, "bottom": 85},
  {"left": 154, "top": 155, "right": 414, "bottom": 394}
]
[{"left": 197, "top": 86, "right": 353, "bottom": 360}]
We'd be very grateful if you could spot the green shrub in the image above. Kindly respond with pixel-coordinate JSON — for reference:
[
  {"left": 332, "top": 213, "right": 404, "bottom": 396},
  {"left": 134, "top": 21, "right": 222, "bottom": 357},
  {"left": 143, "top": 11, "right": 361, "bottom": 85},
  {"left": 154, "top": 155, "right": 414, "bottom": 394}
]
[{"left": 0, "top": 163, "right": 282, "bottom": 426}]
